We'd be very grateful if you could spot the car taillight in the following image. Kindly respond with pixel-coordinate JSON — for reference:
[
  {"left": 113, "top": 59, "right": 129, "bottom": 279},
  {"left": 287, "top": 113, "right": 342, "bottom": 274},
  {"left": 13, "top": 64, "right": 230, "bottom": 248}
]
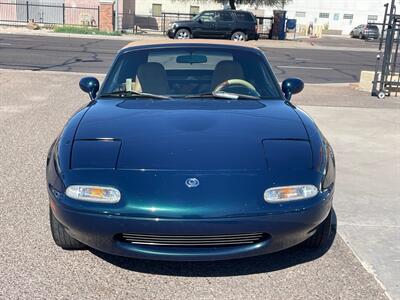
[{"left": 255, "top": 24, "right": 259, "bottom": 33}]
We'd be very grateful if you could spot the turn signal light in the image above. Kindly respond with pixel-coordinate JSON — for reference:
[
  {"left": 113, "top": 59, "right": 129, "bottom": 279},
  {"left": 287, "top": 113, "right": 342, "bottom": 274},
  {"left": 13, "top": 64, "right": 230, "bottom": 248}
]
[
  {"left": 66, "top": 185, "right": 121, "bottom": 203},
  {"left": 264, "top": 185, "right": 318, "bottom": 203}
]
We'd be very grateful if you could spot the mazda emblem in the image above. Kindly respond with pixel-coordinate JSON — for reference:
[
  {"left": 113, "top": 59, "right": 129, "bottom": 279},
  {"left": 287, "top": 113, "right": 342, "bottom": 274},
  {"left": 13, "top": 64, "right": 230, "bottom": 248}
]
[{"left": 185, "top": 178, "right": 200, "bottom": 188}]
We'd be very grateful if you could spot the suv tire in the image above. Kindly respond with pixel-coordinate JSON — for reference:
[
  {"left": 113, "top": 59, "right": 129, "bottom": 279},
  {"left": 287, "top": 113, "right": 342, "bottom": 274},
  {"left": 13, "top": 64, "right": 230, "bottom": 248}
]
[
  {"left": 231, "top": 31, "right": 247, "bottom": 41},
  {"left": 175, "top": 28, "right": 191, "bottom": 39}
]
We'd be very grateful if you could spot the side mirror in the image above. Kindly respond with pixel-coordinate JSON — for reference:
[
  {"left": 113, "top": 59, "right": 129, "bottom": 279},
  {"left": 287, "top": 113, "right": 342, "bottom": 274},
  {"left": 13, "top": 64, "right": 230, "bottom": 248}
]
[
  {"left": 282, "top": 78, "right": 304, "bottom": 101},
  {"left": 79, "top": 77, "right": 99, "bottom": 100},
  {"left": 198, "top": 18, "right": 203, "bottom": 23}
]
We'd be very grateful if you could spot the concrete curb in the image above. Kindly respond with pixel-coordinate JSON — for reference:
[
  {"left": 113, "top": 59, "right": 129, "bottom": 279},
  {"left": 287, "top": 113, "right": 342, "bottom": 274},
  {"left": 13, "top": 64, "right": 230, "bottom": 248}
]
[{"left": 0, "top": 29, "right": 137, "bottom": 41}]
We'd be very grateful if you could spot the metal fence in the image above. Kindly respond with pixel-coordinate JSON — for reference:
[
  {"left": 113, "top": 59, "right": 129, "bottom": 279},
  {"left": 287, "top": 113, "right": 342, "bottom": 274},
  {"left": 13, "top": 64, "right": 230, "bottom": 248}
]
[
  {"left": 0, "top": 1, "right": 99, "bottom": 27},
  {"left": 129, "top": 12, "right": 195, "bottom": 34},
  {"left": 372, "top": 0, "right": 400, "bottom": 98},
  {"left": 256, "top": 16, "right": 273, "bottom": 38},
  {"left": 0, "top": 1, "right": 274, "bottom": 38}
]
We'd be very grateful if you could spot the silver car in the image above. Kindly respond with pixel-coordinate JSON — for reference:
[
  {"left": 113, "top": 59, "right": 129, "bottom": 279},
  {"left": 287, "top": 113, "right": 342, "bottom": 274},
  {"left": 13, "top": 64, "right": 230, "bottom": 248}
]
[{"left": 350, "top": 24, "right": 380, "bottom": 39}]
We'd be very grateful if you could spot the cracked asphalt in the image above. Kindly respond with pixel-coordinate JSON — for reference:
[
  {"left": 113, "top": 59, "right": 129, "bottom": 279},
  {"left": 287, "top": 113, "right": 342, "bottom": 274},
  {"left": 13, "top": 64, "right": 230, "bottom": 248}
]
[
  {"left": 0, "top": 70, "right": 393, "bottom": 299},
  {"left": 0, "top": 33, "right": 377, "bottom": 83}
]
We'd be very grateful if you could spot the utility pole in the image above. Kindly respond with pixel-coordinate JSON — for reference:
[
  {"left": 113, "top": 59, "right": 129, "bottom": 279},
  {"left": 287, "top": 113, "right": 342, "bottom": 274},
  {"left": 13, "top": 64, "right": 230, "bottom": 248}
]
[{"left": 114, "top": 0, "right": 119, "bottom": 32}]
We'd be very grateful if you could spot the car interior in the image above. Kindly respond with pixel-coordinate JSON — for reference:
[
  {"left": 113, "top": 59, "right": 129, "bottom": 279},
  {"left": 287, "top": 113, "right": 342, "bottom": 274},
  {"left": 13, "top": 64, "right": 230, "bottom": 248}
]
[
  {"left": 103, "top": 48, "right": 280, "bottom": 99},
  {"left": 133, "top": 60, "right": 246, "bottom": 95}
]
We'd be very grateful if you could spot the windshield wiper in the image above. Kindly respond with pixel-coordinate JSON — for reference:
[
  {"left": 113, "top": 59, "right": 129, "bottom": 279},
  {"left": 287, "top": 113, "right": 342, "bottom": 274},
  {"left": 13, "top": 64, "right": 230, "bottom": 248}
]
[
  {"left": 100, "top": 90, "right": 171, "bottom": 100},
  {"left": 184, "top": 91, "right": 261, "bottom": 100}
]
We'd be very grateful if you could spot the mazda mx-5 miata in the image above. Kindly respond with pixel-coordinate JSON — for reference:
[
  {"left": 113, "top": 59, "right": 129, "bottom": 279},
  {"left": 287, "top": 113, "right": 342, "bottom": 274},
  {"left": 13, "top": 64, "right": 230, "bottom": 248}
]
[{"left": 46, "top": 40, "right": 335, "bottom": 261}]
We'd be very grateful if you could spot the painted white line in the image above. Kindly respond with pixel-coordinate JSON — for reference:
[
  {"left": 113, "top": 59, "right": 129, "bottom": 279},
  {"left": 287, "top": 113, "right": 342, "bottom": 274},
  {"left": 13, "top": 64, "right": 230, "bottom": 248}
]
[
  {"left": 338, "top": 235, "right": 393, "bottom": 300},
  {"left": 0, "top": 43, "right": 11, "bottom": 46},
  {"left": 277, "top": 65, "right": 334, "bottom": 70}
]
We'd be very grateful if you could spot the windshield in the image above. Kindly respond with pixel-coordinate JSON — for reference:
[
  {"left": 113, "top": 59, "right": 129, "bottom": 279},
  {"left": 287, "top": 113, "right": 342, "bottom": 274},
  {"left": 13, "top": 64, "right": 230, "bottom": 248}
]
[{"left": 100, "top": 47, "right": 282, "bottom": 99}]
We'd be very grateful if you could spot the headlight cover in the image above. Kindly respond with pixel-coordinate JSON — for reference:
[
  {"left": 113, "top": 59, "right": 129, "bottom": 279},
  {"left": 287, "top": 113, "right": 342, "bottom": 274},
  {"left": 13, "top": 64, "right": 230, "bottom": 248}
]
[
  {"left": 66, "top": 185, "right": 121, "bottom": 203},
  {"left": 168, "top": 23, "right": 176, "bottom": 29},
  {"left": 264, "top": 185, "right": 318, "bottom": 203}
]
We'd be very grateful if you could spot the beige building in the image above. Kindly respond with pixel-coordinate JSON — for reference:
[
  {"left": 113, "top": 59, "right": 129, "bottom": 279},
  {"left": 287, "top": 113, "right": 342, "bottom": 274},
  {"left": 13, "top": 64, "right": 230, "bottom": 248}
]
[
  {"left": 81, "top": 0, "right": 388, "bottom": 34},
  {"left": 3, "top": 0, "right": 387, "bottom": 34},
  {"left": 134, "top": 1, "right": 264, "bottom": 18}
]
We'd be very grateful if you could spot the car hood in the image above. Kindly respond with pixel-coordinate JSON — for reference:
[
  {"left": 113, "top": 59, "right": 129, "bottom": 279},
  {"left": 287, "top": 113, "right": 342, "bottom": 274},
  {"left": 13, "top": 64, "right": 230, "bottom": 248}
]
[
  {"left": 172, "top": 20, "right": 194, "bottom": 26},
  {"left": 74, "top": 99, "right": 308, "bottom": 171}
]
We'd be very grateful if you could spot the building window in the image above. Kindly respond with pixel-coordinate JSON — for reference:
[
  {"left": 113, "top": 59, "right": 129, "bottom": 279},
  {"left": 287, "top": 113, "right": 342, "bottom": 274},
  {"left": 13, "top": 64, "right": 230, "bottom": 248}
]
[
  {"left": 190, "top": 5, "right": 200, "bottom": 16},
  {"left": 152, "top": 3, "right": 162, "bottom": 17},
  {"left": 368, "top": 15, "right": 378, "bottom": 22},
  {"left": 343, "top": 14, "right": 353, "bottom": 24},
  {"left": 295, "top": 11, "right": 306, "bottom": 18},
  {"left": 333, "top": 13, "right": 340, "bottom": 21},
  {"left": 319, "top": 12, "right": 329, "bottom": 19}
]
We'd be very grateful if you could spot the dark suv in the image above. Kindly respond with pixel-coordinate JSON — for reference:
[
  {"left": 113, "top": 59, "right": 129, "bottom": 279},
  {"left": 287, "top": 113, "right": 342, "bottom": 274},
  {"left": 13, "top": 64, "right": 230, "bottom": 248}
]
[{"left": 167, "top": 10, "right": 259, "bottom": 41}]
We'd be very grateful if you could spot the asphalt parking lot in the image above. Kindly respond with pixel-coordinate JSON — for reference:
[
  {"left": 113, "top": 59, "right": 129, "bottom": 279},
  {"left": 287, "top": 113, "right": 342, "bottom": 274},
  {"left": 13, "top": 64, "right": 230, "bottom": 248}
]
[
  {"left": 297, "top": 35, "right": 380, "bottom": 49},
  {"left": 0, "top": 33, "right": 377, "bottom": 83},
  {"left": 0, "top": 69, "right": 398, "bottom": 299}
]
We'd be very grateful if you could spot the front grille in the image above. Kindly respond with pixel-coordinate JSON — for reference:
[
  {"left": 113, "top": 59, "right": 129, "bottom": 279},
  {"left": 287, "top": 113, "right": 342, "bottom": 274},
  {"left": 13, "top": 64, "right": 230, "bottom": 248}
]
[{"left": 116, "top": 232, "right": 267, "bottom": 247}]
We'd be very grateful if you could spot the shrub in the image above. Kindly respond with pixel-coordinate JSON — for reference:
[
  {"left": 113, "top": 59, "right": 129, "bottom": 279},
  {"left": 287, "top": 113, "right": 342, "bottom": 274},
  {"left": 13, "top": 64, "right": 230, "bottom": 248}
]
[{"left": 53, "top": 25, "right": 121, "bottom": 36}]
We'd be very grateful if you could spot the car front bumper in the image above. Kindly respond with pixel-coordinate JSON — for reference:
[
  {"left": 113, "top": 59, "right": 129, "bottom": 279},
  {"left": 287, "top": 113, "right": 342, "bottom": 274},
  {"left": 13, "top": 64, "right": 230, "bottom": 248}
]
[
  {"left": 167, "top": 29, "right": 175, "bottom": 39},
  {"left": 247, "top": 32, "right": 260, "bottom": 41},
  {"left": 49, "top": 190, "right": 333, "bottom": 261}
]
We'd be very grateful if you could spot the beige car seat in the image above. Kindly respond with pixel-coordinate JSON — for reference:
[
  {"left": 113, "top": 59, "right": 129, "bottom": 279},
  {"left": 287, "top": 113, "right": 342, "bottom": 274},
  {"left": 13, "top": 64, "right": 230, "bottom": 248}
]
[{"left": 210, "top": 60, "right": 245, "bottom": 90}]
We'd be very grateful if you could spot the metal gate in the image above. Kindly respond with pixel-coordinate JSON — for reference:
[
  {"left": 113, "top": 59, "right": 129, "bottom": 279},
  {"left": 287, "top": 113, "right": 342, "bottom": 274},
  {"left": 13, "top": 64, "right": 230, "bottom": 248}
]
[
  {"left": 372, "top": 0, "right": 400, "bottom": 99},
  {"left": 16, "top": 0, "right": 64, "bottom": 24}
]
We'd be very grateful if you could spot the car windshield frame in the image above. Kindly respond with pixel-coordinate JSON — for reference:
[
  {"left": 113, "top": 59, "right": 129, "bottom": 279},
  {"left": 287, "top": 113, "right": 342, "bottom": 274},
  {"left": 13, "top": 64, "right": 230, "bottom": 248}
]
[
  {"left": 98, "top": 45, "right": 283, "bottom": 101},
  {"left": 192, "top": 13, "right": 200, "bottom": 21}
]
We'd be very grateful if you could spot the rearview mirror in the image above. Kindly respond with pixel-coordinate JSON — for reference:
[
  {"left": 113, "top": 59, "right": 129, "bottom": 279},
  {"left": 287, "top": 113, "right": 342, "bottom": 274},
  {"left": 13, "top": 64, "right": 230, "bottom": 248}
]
[
  {"left": 79, "top": 77, "right": 99, "bottom": 100},
  {"left": 176, "top": 54, "right": 207, "bottom": 64},
  {"left": 281, "top": 78, "right": 304, "bottom": 101}
]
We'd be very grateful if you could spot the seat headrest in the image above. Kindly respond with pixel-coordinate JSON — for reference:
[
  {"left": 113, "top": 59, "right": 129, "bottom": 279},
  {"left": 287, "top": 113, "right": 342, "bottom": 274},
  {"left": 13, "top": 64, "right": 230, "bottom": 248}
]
[
  {"left": 136, "top": 62, "right": 170, "bottom": 95},
  {"left": 211, "top": 60, "right": 245, "bottom": 90}
]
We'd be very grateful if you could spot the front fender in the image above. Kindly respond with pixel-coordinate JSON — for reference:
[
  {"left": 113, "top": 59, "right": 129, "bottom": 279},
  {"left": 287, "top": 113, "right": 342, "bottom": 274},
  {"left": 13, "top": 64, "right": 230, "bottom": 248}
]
[
  {"left": 46, "top": 105, "right": 92, "bottom": 194},
  {"left": 293, "top": 106, "right": 335, "bottom": 191},
  {"left": 293, "top": 106, "right": 327, "bottom": 173}
]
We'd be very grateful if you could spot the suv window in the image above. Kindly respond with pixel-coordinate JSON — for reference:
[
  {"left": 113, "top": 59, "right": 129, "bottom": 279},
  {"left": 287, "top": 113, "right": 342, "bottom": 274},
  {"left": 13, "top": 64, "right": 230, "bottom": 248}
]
[
  {"left": 367, "top": 25, "right": 379, "bottom": 30},
  {"left": 234, "top": 12, "right": 254, "bottom": 22},
  {"left": 199, "top": 12, "right": 216, "bottom": 23},
  {"left": 217, "top": 11, "right": 233, "bottom": 22}
]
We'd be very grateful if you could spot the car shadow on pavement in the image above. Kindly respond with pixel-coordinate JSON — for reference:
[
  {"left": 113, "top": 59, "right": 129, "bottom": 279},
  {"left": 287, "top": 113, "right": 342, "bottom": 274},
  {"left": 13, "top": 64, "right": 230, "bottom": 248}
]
[{"left": 91, "top": 210, "right": 337, "bottom": 277}]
